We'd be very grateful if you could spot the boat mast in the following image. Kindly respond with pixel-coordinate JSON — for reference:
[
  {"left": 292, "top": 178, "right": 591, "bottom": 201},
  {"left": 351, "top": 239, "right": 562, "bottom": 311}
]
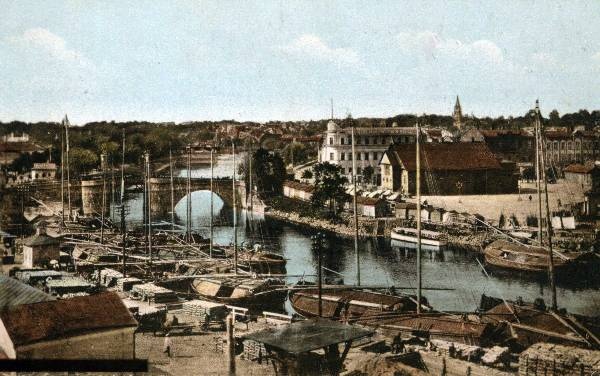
[
  {"left": 100, "top": 153, "right": 106, "bottom": 243},
  {"left": 232, "top": 140, "right": 238, "bottom": 274},
  {"left": 210, "top": 147, "right": 214, "bottom": 258},
  {"left": 535, "top": 111, "right": 544, "bottom": 245},
  {"left": 416, "top": 121, "right": 422, "bottom": 314},
  {"left": 65, "top": 115, "right": 72, "bottom": 221},
  {"left": 145, "top": 152, "right": 153, "bottom": 272},
  {"left": 248, "top": 142, "right": 253, "bottom": 212},
  {"left": 351, "top": 125, "right": 360, "bottom": 286},
  {"left": 186, "top": 144, "right": 192, "bottom": 242},
  {"left": 536, "top": 100, "right": 558, "bottom": 311},
  {"left": 121, "top": 130, "right": 126, "bottom": 278},
  {"left": 169, "top": 147, "right": 175, "bottom": 232},
  {"left": 60, "top": 119, "right": 65, "bottom": 224}
]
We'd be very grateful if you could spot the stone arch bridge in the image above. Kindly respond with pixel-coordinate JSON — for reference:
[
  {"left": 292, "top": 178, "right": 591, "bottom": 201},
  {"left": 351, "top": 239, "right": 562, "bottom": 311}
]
[{"left": 81, "top": 177, "right": 246, "bottom": 216}]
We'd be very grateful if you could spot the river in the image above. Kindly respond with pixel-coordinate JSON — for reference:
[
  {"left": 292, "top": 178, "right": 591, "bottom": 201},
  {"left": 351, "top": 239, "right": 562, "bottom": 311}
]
[{"left": 112, "top": 154, "right": 600, "bottom": 316}]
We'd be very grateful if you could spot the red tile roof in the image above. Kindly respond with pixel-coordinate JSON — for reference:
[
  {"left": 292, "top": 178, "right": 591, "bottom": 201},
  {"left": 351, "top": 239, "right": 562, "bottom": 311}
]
[
  {"left": 0, "top": 292, "right": 137, "bottom": 346},
  {"left": 564, "top": 163, "right": 599, "bottom": 174},
  {"left": 283, "top": 180, "right": 315, "bottom": 193},
  {"left": 480, "top": 130, "right": 531, "bottom": 138},
  {"left": 386, "top": 143, "right": 502, "bottom": 171}
]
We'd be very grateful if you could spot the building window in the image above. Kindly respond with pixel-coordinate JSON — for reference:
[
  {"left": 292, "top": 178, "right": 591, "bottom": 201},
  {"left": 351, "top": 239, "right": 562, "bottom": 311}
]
[
  {"left": 365, "top": 138, "right": 370, "bottom": 145},
  {"left": 340, "top": 138, "right": 345, "bottom": 145},
  {"left": 364, "top": 152, "right": 368, "bottom": 160},
  {"left": 340, "top": 153, "right": 345, "bottom": 161},
  {"left": 330, "top": 153, "right": 334, "bottom": 161},
  {"left": 357, "top": 167, "right": 362, "bottom": 174},
  {"left": 329, "top": 137, "right": 333, "bottom": 145},
  {"left": 348, "top": 167, "right": 352, "bottom": 174},
  {"left": 357, "top": 153, "right": 361, "bottom": 161}
]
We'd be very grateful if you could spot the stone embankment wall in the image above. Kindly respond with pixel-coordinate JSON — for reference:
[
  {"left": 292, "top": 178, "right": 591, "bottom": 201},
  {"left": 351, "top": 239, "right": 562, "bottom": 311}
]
[{"left": 265, "top": 208, "right": 491, "bottom": 251}]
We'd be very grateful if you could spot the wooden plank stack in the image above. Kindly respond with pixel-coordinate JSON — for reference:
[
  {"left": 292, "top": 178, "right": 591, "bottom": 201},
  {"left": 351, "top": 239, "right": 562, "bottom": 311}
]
[
  {"left": 131, "top": 283, "right": 178, "bottom": 303},
  {"left": 183, "top": 299, "right": 229, "bottom": 321},
  {"left": 519, "top": 343, "right": 600, "bottom": 376}
]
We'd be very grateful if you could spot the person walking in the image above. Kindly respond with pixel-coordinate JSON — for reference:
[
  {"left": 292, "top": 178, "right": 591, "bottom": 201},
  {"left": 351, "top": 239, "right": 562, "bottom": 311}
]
[{"left": 163, "top": 333, "right": 173, "bottom": 358}]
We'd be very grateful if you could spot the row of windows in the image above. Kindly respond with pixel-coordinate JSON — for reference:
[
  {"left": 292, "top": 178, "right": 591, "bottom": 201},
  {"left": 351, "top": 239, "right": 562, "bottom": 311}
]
[
  {"left": 547, "top": 140, "right": 600, "bottom": 151},
  {"left": 330, "top": 152, "right": 382, "bottom": 161},
  {"left": 329, "top": 136, "right": 414, "bottom": 146}
]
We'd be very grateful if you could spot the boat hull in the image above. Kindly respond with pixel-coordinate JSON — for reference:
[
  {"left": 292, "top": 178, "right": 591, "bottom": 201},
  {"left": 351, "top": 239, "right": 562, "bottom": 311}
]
[{"left": 390, "top": 232, "right": 447, "bottom": 248}]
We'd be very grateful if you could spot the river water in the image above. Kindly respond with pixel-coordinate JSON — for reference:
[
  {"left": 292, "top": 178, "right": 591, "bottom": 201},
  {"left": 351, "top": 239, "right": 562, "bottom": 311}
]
[{"left": 113, "top": 154, "right": 600, "bottom": 316}]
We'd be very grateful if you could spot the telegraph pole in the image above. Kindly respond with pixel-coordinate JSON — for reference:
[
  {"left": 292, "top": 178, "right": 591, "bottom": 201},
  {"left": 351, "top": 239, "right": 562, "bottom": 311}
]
[
  {"left": 416, "top": 122, "right": 422, "bottom": 314},
  {"left": 351, "top": 125, "right": 360, "bottom": 286}
]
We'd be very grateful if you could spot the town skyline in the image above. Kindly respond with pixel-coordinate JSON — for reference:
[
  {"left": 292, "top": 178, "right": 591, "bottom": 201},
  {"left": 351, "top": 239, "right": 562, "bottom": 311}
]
[{"left": 2, "top": 1, "right": 600, "bottom": 124}]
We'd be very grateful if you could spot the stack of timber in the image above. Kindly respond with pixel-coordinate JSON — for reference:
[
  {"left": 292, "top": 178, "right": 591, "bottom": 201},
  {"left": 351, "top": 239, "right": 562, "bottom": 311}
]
[
  {"left": 182, "top": 299, "right": 228, "bottom": 321},
  {"left": 518, "top": 343, "right": 600, "bottom": 375},
  {"left": 131, "top": 283, "right": 179, "bottom": 303},
  {"left": 99, "top": 268, "right": 123, "bottom": 287},
  {"left": 117, "top": 277, "right": 143, "bottom": 292}
]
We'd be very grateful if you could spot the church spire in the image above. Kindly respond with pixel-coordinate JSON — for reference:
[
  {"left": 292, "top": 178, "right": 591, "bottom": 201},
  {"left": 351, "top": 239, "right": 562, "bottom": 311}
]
[{"left": 453, "top": 95, "right": 463, "bottom": 129}]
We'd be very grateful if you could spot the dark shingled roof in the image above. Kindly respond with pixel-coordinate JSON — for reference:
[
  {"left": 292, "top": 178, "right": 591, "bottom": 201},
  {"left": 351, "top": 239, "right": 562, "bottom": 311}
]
[
  {"left": 23, "top": 234, "right": 60, "bottom": 247},
  {"left": 0, "top": 275, "right": 55, "bottom": 309},
  {"left": 386, "top": 143, "right": 502, "bottom": 172},
  {"left": 0, "top": 292, "right": 137, "bottom": 346},
  {"left": 242, "top": 318, "right": 373, "bottom": 354}
]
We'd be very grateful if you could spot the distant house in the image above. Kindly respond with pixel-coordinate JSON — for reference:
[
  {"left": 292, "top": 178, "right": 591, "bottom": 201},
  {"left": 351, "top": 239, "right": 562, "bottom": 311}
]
[
  {"left": 354, "top": 196, "right": 388, "bottom": 218},
  {"left": 380, "top": 143, "right": 518, "bottom": 195},
  {"left": 0, "top": 229, "right": 16, "bottom": 256},
  {"left": 564, "top": 163, "right": 600, "bottom": 192},
  {"left": 283, "top": 180, "right": 315, "bottom": 201},
  {"left": 31, "top": 162, "right": 57, "bottom": 181},
  {"left": 0, "top": 292, "right": 137, "bottom": 359},
  {"left": 22, "top": 227, "right": 60, "bottom": 268},
  {"left": 395, "top": 202, "right": 418, "bottom": 220},
  {"left": 459, "top": 129, "right": 534, "bottom": 163}
]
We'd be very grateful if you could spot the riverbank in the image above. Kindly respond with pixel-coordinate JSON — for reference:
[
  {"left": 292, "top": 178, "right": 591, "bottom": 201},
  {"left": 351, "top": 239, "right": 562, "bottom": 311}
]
[{"left": 264, "top": 206, "right": 489, "bottom": 252}]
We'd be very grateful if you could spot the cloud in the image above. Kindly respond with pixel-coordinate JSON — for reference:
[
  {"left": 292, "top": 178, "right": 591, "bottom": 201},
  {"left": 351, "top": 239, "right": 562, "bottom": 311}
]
[
  {"left": 396, "top": 31, "right": 504, "bottom": 64},
  {"left": 593, "top": 51, "right": 600, "bottom": 62},
  {"left": 6, "top": 28, "right": 92, "bottom": 67},
  {"left": 280, "top": 34, "right": 360, "bottom": 66}
]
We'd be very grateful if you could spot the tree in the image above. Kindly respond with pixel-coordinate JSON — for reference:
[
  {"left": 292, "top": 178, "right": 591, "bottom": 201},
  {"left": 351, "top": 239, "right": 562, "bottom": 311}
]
[
  {"left": 362, "top": 166, "right": 375, "bottom": 185},
  {"left": 301, "top": 169, "right": 313, "bottom": 181},
  {"left": 311, "top": 162, "right": 349, "bottom": 218},
  {"left": 549, "top": 109, "right": 560, "bottom": 125},
  {"left": 251, "top": 148, "right": 286, "bottom": 199},
  {"left": 69, "top": 147, "right": 98, "bottom": 176},
  {"left": 281, "top": 142, "right": 309, "bottom": 166}
]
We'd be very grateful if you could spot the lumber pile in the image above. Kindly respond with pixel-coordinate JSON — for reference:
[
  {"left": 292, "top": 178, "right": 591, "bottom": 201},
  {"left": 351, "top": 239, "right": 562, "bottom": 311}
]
[
  {"left": 519, "top": 343, "right": 600, "bottom": 376},
  {"left": 131, "top": 283, "right": 178, "bottom": 303},
  {"left": 182, "top": 299, "right": 229, "bottom": 321}
]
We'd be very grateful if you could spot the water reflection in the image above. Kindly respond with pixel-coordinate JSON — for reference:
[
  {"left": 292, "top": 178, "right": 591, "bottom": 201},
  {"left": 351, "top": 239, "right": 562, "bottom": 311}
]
[{"left": 114, "top": 159, "right": 600, "bottom": 317}]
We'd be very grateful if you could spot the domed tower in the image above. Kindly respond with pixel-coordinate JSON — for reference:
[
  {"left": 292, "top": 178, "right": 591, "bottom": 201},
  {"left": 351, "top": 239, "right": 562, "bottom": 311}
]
[{"left": 453, "top": 96, "right": 463, "bottom": 129}]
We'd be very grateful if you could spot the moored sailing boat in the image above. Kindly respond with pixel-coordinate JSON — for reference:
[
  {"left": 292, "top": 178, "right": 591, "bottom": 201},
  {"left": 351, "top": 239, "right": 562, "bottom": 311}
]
[
  {"left": 483, "top": 239, "right": 582, "bottom": 273},
  {"left": 191, "top": 277, "right": 288, "bottom": 310}
]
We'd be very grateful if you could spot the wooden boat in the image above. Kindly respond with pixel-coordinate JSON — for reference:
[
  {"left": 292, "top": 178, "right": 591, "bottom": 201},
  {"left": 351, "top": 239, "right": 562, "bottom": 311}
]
[
  {"left": 480, "top": 295, "right": 600, "bottom": 350},
  {"left": 288, "top": 285, "right": 427, "bottom": 321},
  {"left": 191, "top": 277, "right": 288, "bottom": 311},
  {"left": 483, "top": 239, "right": 582, "bottom": 273},
  {"left": 391, "top": 227, "right": 448, "bottom": 249}
]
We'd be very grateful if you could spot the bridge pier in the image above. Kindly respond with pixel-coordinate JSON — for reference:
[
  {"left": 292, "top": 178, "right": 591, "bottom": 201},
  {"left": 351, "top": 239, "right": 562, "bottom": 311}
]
[{"left": 81, "top": 180, "right": 112, "bottom": 216}]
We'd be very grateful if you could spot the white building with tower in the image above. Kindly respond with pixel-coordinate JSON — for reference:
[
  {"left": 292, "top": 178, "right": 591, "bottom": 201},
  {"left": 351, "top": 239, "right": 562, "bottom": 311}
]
[{"left": 319, "top": 120, "right": 416, "bottom": 185}]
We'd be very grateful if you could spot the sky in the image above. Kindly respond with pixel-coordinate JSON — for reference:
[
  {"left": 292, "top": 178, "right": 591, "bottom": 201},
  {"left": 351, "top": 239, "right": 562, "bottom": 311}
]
[{"left": 1, "top": 1, "right": 600, "bottom": 124}]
